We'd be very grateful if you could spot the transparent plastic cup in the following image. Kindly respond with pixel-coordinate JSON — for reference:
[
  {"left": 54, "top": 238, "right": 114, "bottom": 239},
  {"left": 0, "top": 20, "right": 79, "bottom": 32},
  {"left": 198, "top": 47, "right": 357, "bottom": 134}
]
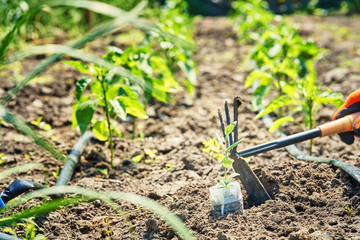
[{"left": 209, "top": 181, "right": 243, "bottom": 214}]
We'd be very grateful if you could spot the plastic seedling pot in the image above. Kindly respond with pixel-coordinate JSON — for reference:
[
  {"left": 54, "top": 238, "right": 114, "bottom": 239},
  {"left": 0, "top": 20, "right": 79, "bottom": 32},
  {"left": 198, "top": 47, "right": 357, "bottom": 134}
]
[{"left": 209, "top": 181, "right": 243, "bottom": 215}]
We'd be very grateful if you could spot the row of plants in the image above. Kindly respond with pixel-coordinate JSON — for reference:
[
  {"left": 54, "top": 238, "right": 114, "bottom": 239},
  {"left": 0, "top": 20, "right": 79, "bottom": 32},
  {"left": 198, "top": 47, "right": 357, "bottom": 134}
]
[
  {"left": 232, "top": 0, "right": 344, "bottom": 155},
  {"left": 0, "top": 0, "right": 198, "bottom": 239}
]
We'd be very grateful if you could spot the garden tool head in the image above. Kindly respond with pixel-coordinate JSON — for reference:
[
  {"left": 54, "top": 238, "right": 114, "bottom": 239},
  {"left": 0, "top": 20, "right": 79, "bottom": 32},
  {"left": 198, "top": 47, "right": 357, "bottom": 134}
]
[{"left": 218, "top": 97, "right": 271, "bottom": 206}]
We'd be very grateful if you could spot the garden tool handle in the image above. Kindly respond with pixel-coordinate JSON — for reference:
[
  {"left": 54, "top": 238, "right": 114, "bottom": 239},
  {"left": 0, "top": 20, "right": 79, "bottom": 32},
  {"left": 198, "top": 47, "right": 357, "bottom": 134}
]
[{"left": 317, "top": 112, "right": 360, "bottom": 137}]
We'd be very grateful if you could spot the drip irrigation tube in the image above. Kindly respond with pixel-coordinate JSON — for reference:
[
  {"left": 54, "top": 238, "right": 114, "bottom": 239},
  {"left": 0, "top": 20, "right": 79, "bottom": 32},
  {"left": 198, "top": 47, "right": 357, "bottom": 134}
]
[
  {"left": 56, "top": 131, "right": 95, "bottom": 187},
  {"left": 261, "top": 113, "right": 360, "bottom": 184},
  {"left": 0, "top": 232, "right": 21, "bottom": 240}
]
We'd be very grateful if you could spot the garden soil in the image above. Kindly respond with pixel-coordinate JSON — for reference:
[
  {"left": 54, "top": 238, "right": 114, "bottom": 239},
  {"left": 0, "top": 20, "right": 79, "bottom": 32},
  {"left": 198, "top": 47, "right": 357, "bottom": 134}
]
[{"left": 1, "top": 16, "right": 360, "bottom": 240}]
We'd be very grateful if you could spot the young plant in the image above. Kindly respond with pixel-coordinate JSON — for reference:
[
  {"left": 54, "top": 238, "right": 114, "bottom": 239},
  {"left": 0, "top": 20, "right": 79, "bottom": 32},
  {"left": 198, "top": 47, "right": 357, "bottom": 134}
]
[
  {"left": 245, "top": 23, "right": 320, "bottom": 112},
  {"left": 256, "top": 64, "right": 343, "bottom": 155},
  {"left": 144, "top": 0, "right": 197, "bottom": 97},
  {"left": 65, "top": 48, "right": 150, "bottom": 168},
  {"left": 202, "top": 138, "right": 224, "bottom": 161},
  {"left": 215, "top": 121, "right": 243, "bottom": 187},
  {"left": 231, "top": 0, "right": 276, "bottom": 43}
]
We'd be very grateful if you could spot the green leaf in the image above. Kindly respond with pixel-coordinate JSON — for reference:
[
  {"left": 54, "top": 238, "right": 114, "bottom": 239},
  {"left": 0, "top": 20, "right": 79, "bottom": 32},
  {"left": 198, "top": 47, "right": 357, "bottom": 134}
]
[
  {"left": 269, "top": 116, "right": 295, "bottom": 133},
  {"left": 227, "top": 173, "right": 240, "bottom": 181},
  {"left": 225, "top": 121, "right": 237, "bottom": 135},
  {"left": 63, "top": 60, "right": 94, "bottom": 75},
  {"left": 244, "top": 70, "right": 271, "bottom": 88},
  {"left": 118, "top": 86, "right": 148, "bottom": 119},
  {"left": 93, "top": 120, "right": 109, "bottom": 141},
  {"left": 109, "top": 99, "right": 126, "bottom": 121},
  {"left": 76, "top": 100, "right": 98, "bottom": 134},
  {"left": 256, "top": 95, "right": 297, "bottom": 119},
  {"left": 214, "top": 130, "right": 225, "bottom": 151},
  {"left": 75, "top": 77, "right": 92, "bottom": 101},
  {"left": 314, "top": 92, "right": 344, "bottom": 107},
  {"left": 226, "top": 138, "right": 245, "bottom": 152},
  {"left": 267, "top": 43, "right": 282, "bottom": 58},
  {"left": 90, "top": 80, "right": 103, "bottom": 102},
  {"left": 223, "top": 156, "right": 232, "bottom": 168},
  {"left": 132, "top": 155, "right": 143, "bottom": 163},
  {"left": 251, "top": 84, "right": 271, "bottom": 110}
]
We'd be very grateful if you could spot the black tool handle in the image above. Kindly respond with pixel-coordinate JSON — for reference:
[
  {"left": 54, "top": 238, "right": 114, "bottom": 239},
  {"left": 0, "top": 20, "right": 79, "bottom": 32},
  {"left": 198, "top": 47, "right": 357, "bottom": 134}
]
[{"left": 237, "top": 128, "right": 321, "bottom": 158}]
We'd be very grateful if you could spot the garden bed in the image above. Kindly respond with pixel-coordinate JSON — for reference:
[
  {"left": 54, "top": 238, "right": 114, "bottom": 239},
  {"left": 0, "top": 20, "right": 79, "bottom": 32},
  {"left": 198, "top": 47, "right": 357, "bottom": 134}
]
[{"left": 1, "top": 16, "right": 360, "bottom": 239}]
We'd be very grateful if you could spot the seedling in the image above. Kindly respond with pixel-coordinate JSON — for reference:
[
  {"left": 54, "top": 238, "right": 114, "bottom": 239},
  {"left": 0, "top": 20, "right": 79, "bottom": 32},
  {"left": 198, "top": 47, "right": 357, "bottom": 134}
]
[
  {"left": 202, "top": 138, "right": 224, "bottom": 162},
  {"left": 3, "top": 217, "right": 46, "bottom": 240},
  {"left": 64, "top": 48, "right": 150, "bottom": 168},
  {"left": 0, "top": 153, "right": 7, "bottom": 165},
  {"left": 345, "top": 205, "right": 352, "bottom": 216},
  {"left": 52, "top": 166, "right": 60, "bottom": 179},
  {"left": 214, "top": 121, "right": 244, "bottom": 187},
  {"left": 256, "top": 63, "right": 343, "bottom": 155},
  {"left": 96, "top": 168, "right": 109, "bottom": 178},
  {"left": 144, "top": 149, "right": 160, "bottom": 164},
  {"left": 163, "top": 163, "right": 176, "bottom": 172},
  {"left": 30, "top": 116, "right": 59, "bottom": 142}
]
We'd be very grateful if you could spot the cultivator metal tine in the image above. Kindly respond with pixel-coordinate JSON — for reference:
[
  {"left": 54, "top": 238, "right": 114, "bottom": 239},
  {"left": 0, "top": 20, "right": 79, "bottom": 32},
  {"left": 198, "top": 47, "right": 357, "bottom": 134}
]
[
  {"left": 217, "top": 109, "right": 227, "bottom": 147},
  {"left": 232, "top": 96, "right": 242, "bottom": 153},
  {"left": 224, "top": 101, "right": 233, "bottom": 146}
]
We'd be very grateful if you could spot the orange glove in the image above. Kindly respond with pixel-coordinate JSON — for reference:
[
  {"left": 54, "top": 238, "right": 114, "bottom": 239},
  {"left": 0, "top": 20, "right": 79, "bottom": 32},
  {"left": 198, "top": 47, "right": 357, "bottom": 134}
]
[{"left": 333, "top": 89, "right": 360, "bottom": 145}]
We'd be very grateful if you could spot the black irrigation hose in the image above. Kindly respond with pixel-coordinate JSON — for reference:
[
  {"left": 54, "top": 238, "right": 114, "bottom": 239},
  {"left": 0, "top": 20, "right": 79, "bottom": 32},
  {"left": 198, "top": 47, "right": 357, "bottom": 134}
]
[
  {"left": 0, "top": 132, "right": 94, "bottom": 239},
  {"left": 56, "top": 131, "right": 95, "bottom": 187},
  {"left": 261, "top": 113, "right": 360, "bottom": 184}
]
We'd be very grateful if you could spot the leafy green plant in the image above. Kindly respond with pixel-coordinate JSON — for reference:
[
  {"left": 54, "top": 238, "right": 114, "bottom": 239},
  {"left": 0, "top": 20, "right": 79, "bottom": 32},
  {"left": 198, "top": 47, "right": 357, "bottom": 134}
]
[
  {"left": 144, "top": 0, "right": 197, "bottom": 97},
  {"left": 215, "top": 121, "right": 243, "bottom": 187},
  {"left": 231, "top": 0, "right": 276, "bottom": 43},
  {"left": 256, "top": 63, "right": 343, "bottom": 155},
  {"left": 64, "top": 48, "right": 154, "bottom": 168},
  {"left": 245, "top": 23, "right": 320, "bottom": 112}
]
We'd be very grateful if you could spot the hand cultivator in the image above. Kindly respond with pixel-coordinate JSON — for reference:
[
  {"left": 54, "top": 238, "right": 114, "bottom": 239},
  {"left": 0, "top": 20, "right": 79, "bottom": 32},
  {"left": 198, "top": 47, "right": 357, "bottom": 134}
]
[{"left": 218, "top": 97, "right": 360, "bottom": 206}]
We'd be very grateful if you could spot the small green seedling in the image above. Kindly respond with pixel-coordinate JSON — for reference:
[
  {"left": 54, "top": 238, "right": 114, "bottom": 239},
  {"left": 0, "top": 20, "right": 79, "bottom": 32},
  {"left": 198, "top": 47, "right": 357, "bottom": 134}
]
[
  {"left": 3, "top": 217, "right": 46, "bottom": 240},
  {"left": 30, "top": 116, "right": 59, "bottom": 142},
  {"left": 0, "top": 153, "right": 7, "bottom": 165},
  {"left": 215, "top": 121, "right": 244, "bottom": 187},
  {"left": 202, "top": 138, "right": 224, "bottom": 162},
  {"left": 96, "top": 168, "right": 109, "bottom": 178},
  {"left": 144, "top": 149, "right": 160, "bottom": 164},
  {"left": 163, "top": 163, "right": 176, "bottom": 172},
  {"left": 345, "top": 205, "right": 352, "bottom": 216},
  {"left": 52, "top": 166, "right": 60, "bottom": 179}
]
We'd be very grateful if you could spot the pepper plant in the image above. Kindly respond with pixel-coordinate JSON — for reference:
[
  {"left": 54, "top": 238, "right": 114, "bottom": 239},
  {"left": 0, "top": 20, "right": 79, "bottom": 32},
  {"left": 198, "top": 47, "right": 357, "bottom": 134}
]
[
  {"left": 255, "top": 63, "right": 344, "bottom": 155},
  {"left": 144, "top": 0, "right": 197, "bottom": 97},
  {"left": 231, "top": 0, "right": 276, "bottom": 43},
  {"left": 245, "top": 24, "right": 320, "bottom": 112}
]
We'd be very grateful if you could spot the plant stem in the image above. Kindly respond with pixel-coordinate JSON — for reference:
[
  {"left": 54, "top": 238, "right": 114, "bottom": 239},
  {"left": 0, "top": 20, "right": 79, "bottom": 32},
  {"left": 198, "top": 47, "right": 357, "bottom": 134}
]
[{"left": 100, "top": 79, "right": 114, "bottom": 168}]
